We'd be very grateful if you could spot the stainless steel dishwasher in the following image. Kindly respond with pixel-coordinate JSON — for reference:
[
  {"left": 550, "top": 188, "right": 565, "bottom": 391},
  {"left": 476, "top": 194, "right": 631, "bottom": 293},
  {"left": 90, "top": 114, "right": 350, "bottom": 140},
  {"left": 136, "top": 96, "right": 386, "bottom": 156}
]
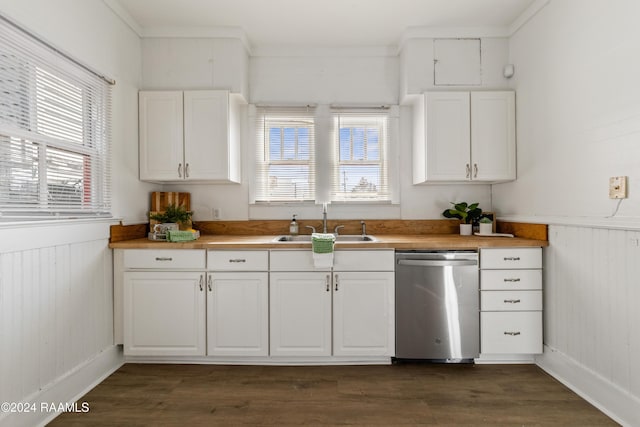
[{"left": 395, "top": 251, "right": 479, "bottom": 362}]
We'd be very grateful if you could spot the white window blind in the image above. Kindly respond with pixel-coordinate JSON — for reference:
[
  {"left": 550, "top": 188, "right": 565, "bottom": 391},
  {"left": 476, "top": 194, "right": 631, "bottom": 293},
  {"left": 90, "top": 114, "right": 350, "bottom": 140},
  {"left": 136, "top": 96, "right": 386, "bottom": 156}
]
[
  {"left": 0, "top": 16, "right": 112, "bottom": 217},
  {"left": 254, "top": 106, "right": 315, "bottom": 202},
  {"left": 330, "top": 109, "right": 391, "bottom": 202}
]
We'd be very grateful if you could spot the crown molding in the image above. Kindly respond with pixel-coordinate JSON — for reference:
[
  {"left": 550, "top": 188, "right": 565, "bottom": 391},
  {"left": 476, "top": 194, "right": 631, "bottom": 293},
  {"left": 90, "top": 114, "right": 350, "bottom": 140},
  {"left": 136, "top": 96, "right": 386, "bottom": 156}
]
[
  {"left": 509, "top": 0, "right": 551, "bottom": 36},
  {"left": 251, "top": 45, "right": 397, "bottom": 58},
  {"left": 102, "top": 0, "right": 143, "bottom": 36}
]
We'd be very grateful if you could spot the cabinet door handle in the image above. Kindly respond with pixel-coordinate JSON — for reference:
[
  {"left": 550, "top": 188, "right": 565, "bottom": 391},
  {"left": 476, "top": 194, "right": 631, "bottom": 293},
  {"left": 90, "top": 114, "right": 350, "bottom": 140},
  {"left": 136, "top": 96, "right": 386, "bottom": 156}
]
[
  {"left": 503, "top": 257, "right": 521, "bottom": 261},
  {"left": 155, "top": 257, "right": 173, "bottom": 261},
  {"left": 335, "top": 274, "right": 339, "bottom": 291},
  {"left": 229, "top": 259, "right": 246, "bottom": 263},
  {"left": 465, "top": 163, "right": 470, "bottom": 178},
  {"left": 325, "top": 274, "right": 330, "bottom": 292},
  {"left": 185, "top": 163, "right": 190, "bottom": 178},
  {"left": 207, "top": 275, "right": 212, "bottom": 292},
  {"left": 503, "top": 299, "right": 521, "bottom": 304},
  {"left": 504, "top": 278, "right": 521, "bottom": 282},
  {"left": 504, "top": 331, "right": 521, "bottom": 336},
  {"left": 199, "top": 275, "right": 204, "bottom": 292},
  {"left": 473, "top": 163, "right": 478, "bottom": 178},
  {"left": 178, "top": 163, "right": 183, "bottom": 178}
]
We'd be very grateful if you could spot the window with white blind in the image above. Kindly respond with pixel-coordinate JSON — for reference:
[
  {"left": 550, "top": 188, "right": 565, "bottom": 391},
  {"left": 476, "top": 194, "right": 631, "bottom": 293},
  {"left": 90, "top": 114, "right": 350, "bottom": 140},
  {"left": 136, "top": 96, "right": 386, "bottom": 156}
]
[
  {"left": 0, "top": 16, "right": 112, "bottom": 217},
  {"left": 254, "top": 107, "right": 315, "bottom": 202},
  {"left": 330, "top": 110, "right": 390, "bottom": 202}
]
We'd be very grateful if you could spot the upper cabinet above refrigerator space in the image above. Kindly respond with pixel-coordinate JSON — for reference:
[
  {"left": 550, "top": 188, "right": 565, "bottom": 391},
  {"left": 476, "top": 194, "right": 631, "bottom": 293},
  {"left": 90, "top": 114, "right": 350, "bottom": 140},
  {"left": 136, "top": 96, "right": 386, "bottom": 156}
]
[
  {"left": 412, "top": 91, "right": 516, "bottom": 184},
  {"left": 139, "top": 90, "right": 243, "bottom": 184}
]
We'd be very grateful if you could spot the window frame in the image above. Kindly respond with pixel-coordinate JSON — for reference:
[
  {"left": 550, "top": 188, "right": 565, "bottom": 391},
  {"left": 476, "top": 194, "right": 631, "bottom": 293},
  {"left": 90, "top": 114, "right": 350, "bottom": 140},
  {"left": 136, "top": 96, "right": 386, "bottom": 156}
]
[
  {"left": 0, "top": 17, "right": 112, "bottom": 218},
  {"left": 331, "top": 113, "right": 390, "bottom": 203},
  {"left": 253, "top": 107, "right": 316, "bottom": 203}
]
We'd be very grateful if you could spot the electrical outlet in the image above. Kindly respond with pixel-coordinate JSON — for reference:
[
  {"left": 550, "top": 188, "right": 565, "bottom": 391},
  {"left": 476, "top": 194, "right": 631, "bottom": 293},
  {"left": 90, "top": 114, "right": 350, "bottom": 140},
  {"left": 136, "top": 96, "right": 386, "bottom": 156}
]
[
  {"left": 609, "top": 176, "right": 628, "bottom": 199},
  {"left": 213, "top": 208, "right": 221, "bottom": 220}
]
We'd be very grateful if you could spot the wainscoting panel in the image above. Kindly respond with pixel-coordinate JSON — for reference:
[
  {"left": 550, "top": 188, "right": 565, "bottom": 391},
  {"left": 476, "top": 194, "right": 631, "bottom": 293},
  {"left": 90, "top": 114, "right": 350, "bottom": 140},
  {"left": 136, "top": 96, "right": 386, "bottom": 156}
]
[
  {"left": 0, "top": 221, "right": 121, "bottom": 427},
  {"left": 540, "top": 224, "right": 640, "bottom": 425}
]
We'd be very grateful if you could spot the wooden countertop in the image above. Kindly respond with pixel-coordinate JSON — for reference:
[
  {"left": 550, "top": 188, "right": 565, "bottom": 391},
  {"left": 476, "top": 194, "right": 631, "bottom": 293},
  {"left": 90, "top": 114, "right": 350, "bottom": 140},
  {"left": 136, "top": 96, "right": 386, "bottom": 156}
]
[{"left": 109, "top": 234, "right": 548, "bottom": 250}]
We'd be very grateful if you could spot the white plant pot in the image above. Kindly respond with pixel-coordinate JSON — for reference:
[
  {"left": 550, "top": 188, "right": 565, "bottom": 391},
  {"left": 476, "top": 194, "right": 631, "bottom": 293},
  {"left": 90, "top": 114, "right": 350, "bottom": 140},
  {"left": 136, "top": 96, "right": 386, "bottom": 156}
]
[
  {"left": 460, "top": 224, "right": 472, "bottom": 235},
  {"left": 479, "top": 223, "right": 493, "bottom": 234}
]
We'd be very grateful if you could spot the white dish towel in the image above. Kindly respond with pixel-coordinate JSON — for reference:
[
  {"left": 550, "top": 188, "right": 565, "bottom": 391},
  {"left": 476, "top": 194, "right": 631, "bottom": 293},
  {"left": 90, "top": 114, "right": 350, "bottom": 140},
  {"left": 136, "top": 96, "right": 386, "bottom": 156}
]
[{"left": 311, "top": 233, "right": 335, "bottom": 269}]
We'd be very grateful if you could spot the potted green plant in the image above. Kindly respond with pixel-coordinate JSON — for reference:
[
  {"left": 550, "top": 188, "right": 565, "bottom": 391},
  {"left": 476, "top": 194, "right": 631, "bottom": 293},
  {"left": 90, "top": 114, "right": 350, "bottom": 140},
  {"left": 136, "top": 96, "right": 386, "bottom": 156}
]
[
  {"left": 149, "top": 204, "right": 193, "bottom": 231},
  {"left": 479, "top": 216, "right": 493, "bottom": 235},
  {"left": 442, "top": 202, "right": 482, "bottom": 235}
]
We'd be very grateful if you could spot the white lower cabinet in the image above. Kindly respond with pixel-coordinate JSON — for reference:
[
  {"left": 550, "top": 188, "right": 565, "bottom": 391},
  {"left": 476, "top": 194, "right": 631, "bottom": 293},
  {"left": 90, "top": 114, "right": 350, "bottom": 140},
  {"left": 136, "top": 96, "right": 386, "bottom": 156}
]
[
  {"left": 124, "top": 271, "right": 206, "bottom": 356},
  {"left": 480, "top": 247, "right": 543, "bottom": 356},
  {"left": 120, "top": 248, "right": 395, "bottom": 361},
  {"left": 269, "top": 272, "right": 333, "bottom": 356},
  {"left": 269, "top": 250, "right": 395, "bottom": 358},
  {"left": 207, "top": 272, "right": 269, "bottom": 356},
  {"left": 332, "top": 272, "right": 395, "bottom": 356}
]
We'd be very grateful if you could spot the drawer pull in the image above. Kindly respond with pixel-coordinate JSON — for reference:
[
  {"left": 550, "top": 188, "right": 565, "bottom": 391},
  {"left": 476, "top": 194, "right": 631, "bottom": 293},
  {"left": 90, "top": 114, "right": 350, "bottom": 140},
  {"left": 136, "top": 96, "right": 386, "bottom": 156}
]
[
  {"left": 504, "top": 331, "right": 521, "bottom": 336},
  {"left": 503, "top": 257, "right": 521, "bottom": 261},
  {"left": 155, "top": 257, "right": 173, "bottom": 261},
  {"left": 503, "top": 299, "right": 521, "bottom": 304},
  {"left": 504, "top": 278, "right": 521, "bottom": 282},
  {"left": 228, "top": 259, "right": 246, "bottom": 263}
]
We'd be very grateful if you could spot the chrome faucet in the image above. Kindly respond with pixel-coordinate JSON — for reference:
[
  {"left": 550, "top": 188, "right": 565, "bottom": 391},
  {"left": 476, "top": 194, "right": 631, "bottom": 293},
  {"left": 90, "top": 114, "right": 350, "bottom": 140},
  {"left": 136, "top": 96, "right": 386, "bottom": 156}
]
[
  {"left": 360, "top": 220, "right": 367, "bottom": 237},
  {"left": 334, "top": 225, "right": 345, "bottom": 236}
]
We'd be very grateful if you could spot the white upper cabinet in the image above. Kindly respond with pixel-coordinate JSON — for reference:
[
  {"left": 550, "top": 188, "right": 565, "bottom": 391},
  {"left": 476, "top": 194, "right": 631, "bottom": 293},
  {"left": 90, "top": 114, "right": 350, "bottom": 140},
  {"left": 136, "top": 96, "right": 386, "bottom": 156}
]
[
  {"left": 470, "top": 92, "right": 516, "bottom": 181},
  {"left": 139, "top": 90, "right": 242, "bottom": 183},
  {"left": 413, "top": 91, "right": 515, "bottom": 183}
]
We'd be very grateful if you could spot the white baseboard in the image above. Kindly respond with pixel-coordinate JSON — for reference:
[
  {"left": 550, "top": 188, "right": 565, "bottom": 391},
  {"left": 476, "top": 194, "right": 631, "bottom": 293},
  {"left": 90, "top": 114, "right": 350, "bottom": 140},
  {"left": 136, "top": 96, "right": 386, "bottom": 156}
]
[
  {"left": 0, "top": 345, "right": 124, "bottom": 427},
  {"left": 536, "top": 345, "right": 640, "bottom": 427}
]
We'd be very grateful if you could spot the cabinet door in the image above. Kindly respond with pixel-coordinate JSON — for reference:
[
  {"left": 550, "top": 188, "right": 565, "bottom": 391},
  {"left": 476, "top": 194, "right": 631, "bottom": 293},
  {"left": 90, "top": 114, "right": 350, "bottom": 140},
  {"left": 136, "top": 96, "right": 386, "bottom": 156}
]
[
  {"left": 207, "top": 272, "right": 268, "bottom": 356},
  {"left": 269, "top": 272, "right": 332, "bottom": 356},
  {"left": 184, "top": 90, "right": 237, "bottom": 182},
  {"left": 124, "top": 271, "right": 205, "bottom": 356},
  {"left": 425, "top": 92, "right": 471, "bottom": 181},
  {"left": 139, "top": 91, "right": 184, "bottom": 181},
  {"left": 333, "top": 272, "right": 395, "bottom": 356},
  {"left": 471, "top": 91, "right": 516, "bottom": 181}
]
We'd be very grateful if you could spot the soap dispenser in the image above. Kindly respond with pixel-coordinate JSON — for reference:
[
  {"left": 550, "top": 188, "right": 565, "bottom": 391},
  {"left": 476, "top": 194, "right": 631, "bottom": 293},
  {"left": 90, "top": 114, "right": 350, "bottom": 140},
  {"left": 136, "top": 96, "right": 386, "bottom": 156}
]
[{"left": 289, "top": 214, "right": 299, "bottom": 236}]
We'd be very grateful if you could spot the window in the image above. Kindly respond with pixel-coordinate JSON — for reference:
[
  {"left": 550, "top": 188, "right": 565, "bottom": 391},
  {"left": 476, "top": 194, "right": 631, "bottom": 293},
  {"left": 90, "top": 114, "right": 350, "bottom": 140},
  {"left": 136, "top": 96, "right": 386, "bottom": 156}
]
[
  {"left": 0, "top": 16, "right": 111, "bottom": 217},
  {"left": 253, "top": 106, "right": 396, "bottom": 205},
  {"left": 331, "top": 111, "right": 390, "bottom": 202},
  {"left": 254, "top": 107, "right": 315, "bottom": 202}
]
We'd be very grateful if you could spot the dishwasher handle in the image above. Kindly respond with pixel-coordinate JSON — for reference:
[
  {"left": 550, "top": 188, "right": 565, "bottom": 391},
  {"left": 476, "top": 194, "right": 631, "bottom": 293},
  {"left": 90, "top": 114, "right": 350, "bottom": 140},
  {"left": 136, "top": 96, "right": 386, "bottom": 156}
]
[{"left": 397, "top": 259, "right": 477, "bottom": 267}]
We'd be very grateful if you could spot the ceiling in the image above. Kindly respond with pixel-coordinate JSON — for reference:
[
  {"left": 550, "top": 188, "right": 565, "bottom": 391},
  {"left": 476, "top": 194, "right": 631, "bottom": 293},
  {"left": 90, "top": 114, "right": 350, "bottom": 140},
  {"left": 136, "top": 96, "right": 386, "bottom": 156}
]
[{"left": 109, "top": 0, "right": 538, "bottom": 48}]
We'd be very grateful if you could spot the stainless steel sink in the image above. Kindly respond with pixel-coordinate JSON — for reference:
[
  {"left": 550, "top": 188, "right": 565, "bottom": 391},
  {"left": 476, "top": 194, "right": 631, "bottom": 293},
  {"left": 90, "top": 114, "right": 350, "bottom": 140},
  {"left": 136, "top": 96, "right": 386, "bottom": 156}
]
[{"left": 272, "top": 235, "right": 377, "bottom": 243}]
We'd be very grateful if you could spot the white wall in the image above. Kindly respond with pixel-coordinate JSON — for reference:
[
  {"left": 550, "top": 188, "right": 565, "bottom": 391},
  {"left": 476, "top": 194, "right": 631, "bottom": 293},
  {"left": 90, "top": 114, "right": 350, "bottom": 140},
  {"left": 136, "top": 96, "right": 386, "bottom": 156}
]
[
  {"left": 493, "top": 0, "right": 640, "bottom": 220},
  {"left": 0, "top": 0, "right": 144, "bottom": 424},
  {"left": 144, "top": 42, "right": 510, "bottom": 220},
  {"left": 491, "top": 1, "right": 640, "bottom": 424},
  {"left": 0, "top": 0, "right": 151, "bottom": 223}
]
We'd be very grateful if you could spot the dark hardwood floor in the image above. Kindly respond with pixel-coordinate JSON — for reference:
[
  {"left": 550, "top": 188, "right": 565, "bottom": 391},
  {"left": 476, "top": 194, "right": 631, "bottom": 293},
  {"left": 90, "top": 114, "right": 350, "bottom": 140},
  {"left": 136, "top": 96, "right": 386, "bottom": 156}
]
[{"left": 49, "top": 363, "right": 617, "bottom": 426}]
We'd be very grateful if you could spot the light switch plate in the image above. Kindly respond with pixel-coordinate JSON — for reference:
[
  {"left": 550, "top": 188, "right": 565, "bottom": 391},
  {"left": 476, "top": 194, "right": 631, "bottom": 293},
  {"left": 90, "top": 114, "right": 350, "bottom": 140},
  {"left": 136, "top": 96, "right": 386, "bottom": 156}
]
[{"left": 609, "top": 176, "right": 628, "bottom": 199}]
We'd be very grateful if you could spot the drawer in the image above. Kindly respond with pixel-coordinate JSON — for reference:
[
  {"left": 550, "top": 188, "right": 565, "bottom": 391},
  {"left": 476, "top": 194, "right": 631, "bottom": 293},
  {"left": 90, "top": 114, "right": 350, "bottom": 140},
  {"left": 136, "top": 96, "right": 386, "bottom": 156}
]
[
  {"left": 333, "top": 250, "right": 394, "bottom": 272},
  {"left": 208, "top": 250, "right": 268, "bottom": 271},
  {"left": 481, "top": 290, "right": 542, "bottom": 311},
  {"left": 481, "top": 269, "right": 542, "bottom": 290},
  {"left": 480, "top": 248, "right": 542, "bottom": 269},
  {"left": 481, "top": 312, "right": 542, "bottom": 354},
  {"left": 123, "top": 249, "right": 205, "bottom": 270},
  {"left": 270, "top": 250, "right": 328, "bottom": 271}
]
